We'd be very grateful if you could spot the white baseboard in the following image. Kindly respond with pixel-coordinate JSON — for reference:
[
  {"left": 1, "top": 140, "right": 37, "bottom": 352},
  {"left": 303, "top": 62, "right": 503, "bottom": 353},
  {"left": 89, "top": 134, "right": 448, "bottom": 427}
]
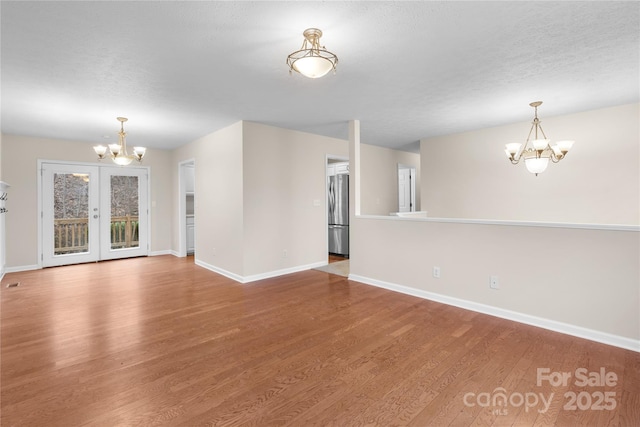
[
  {"left": 5, "top": 264, "right": 40, "bottom": 274},
  {"left": 150, "top": 250, "right": 175, "bottom": 257},
  {"left": 6, "top": 252, "right": 174, "bottom": 273},
  {"left": 348, "top": 274, "right": 640, "bottom": 353},
  {"left": 196, "top": 259, "right": 327, "bottom": 284},
  {"left": 195, "top": 259, "right": 245, "bottom": 282},
  {"left": 242, "top": 261, "right": 327, "bottom": 283}
]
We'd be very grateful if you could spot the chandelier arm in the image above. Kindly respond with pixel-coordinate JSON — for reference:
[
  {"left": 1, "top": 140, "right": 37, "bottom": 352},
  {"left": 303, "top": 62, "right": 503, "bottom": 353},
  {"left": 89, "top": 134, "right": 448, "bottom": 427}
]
[
  {"left": 538, "top": 123, "right": 548, "bottom": 140},
  {"left": 525, "top": 122, "right": 535, "bottom": 144},
  {"left": 516, "top": 122, "right": 536, "bottom": 161}
]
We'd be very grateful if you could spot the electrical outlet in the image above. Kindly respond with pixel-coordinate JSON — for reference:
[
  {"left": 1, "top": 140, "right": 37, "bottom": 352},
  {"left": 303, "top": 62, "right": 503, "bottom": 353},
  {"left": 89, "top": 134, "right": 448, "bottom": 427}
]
[
  {"left": 283, "top": 249, "right": 288, "bottom": 258},
  {"left": 490, "top": 275, "right": 499, "bottom": 289},
  {"left": 433, "top": 266, "right": 441, "bottom": 278}
]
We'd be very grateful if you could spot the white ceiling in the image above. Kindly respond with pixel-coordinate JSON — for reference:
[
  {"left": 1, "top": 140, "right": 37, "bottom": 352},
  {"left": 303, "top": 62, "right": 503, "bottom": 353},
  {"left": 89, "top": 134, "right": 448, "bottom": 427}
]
[{"left": 1, "top": 1, "right": 638, "bottom": 153}]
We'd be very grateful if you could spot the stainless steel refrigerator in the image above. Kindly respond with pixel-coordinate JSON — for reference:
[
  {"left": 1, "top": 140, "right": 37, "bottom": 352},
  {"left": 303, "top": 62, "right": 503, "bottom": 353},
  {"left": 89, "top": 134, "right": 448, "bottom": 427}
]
[{"left": 328, "top": 174, "right": 349, "bottom": 256}]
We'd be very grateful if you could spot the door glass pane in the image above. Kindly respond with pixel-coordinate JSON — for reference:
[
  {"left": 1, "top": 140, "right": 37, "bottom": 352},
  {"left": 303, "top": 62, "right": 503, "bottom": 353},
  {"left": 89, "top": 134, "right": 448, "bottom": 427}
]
[
  {"left": 110, "top": 175, "right": 139, "bottom": 249},
  {"left": 54, "top": 173, "right": 90, "bottom": 255}
]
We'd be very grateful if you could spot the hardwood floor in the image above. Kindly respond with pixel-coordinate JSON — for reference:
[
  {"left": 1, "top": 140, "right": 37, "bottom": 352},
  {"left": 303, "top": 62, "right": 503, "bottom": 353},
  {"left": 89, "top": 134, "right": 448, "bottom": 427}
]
[
  {"left": 1, "top": 255, "right": 639, "bottom": 426},
  {"left": 328, "top": 254, "right": 348, "bottom": 263}
]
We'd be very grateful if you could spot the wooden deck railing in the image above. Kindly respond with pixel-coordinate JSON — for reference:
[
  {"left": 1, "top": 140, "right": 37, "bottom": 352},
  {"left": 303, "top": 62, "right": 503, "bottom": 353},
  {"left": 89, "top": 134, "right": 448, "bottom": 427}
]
[
  {"left": 54, "top": 218, "right": 89, "bottom": 254},
  {"left": 110, "top": 216, "right": 140, "bottom": 249},
  {"left": 54, "top": 216, "right": 139, "bottom": 254}
]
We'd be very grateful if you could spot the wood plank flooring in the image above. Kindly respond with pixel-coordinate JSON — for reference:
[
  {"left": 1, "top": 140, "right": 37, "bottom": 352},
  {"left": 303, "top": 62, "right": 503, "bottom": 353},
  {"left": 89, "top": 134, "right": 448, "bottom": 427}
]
[
  {"left": 328, "top": 254, "right": 348, "bottom": 263},
  {"left": 1, "top": 255, "right": 639, "bottom": 426}
]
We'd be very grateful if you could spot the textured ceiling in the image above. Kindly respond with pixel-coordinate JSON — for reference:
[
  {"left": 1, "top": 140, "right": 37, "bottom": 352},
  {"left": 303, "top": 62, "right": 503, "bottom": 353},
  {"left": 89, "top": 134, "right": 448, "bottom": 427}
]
[{"left": 1, "top": 1, "right": 638, "bottom": 153}]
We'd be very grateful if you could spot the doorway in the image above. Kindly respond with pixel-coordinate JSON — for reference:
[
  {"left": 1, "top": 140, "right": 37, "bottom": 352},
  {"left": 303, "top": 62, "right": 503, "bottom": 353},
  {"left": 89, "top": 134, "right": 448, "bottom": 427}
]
[
  {"left": 325, "top": 155, "right": 350, "bottom": 277},
  {"left": 40, "top": 162, "right": 149, "bottom": 267},
  {"left": 179, "top": 160, "right": 195, "bottom": 258},
  {"left": 398, "top": 164, "right": 416, "bottom": 213}
]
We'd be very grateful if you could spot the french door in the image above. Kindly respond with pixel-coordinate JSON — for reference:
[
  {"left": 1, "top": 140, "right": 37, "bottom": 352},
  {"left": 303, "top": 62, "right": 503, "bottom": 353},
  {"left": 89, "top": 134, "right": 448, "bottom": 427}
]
[{"left": 41, "top": 163, "right": 149, "bottom": 267}]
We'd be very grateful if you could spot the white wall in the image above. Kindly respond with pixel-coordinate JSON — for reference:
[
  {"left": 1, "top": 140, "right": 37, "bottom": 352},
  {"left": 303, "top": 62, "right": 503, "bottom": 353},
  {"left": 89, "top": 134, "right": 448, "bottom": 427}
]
[
  {"left": 1, "top": 134, "right": 173, "bottom": 269},
  {"left": 0, "top": 133, "right": 3, "bottom": 179},
  {"left": 350, "top": 217, "right": 639, "bottom": 347},
  {"left": 0, "top": 131, "right": 6, "bottom": 279},
  {"left": 421, "top": 103, "right": 639, "bottom": 224},
  {"left": 242, "top": 122, "right": 348, "bottom": 278},
  {"left": 350, "top": 103, "right": 640, "bottom": 350},
  {"left": 172, "top": 121, "right": 348, "bottom": 281},
  {"left": 360, "top": 144, "right": 421, "bottom": 216},
  {"left": 172, "top": 122, "right": 245, "bottom": 276},
  {"left": 0, "top": 134, "right": 4, "bottom": 279}
]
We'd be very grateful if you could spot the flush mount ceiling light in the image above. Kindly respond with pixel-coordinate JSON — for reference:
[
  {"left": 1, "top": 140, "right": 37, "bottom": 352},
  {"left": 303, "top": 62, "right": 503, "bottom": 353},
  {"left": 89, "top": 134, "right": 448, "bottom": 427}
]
[
  {"left": 286, "top": 28, "right": 338, "bottom": 78},
  {"left": 93, "top": 117, "right": 146, "bottom": 166},
  {"left": 504, "top": 101, "right": 574, "bottom": 176}
]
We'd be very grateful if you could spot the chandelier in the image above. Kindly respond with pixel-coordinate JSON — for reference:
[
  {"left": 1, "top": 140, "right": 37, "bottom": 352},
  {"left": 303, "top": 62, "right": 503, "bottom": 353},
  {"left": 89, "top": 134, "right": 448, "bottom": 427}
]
[
  {"left": 504, "top": 101, "right": 574, "bottom": 175},
  {"left": 93, "top": 117, "right": 146, "bottom": 166},
  {"left": 286, "top": 28, "right": 338, "bottom": 78}
]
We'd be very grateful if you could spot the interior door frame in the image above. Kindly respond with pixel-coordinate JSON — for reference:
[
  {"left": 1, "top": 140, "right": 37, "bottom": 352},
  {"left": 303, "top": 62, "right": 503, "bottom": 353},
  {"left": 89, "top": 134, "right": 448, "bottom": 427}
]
[
  {"left": 37, "top": 159, "right": 151, "bottom": 268},
  {"left": 397, "top": 163, "right": 416, "bottom": 213},
  {"left": 178, "top": 159, "right": 195, "bottom": 258},
  {"left": 326, "top": 155, "right": 349, "bottom": 258}
]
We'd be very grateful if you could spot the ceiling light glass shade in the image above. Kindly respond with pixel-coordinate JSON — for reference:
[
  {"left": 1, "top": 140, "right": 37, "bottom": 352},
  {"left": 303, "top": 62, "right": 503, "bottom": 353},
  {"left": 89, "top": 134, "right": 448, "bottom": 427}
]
[
  {"left": 93, "top": 145, "right": 108, "bottom": 159},
  {"left": 287, "top": 28, "right": 338, "bottom": 78},
  {"left": 133, "top": 146, "right": 146, "bottom": 161},
  {"left": 292, "top": 56, "right": 334, "bottom": 79},
  {"left": 532, "top": 139, "right": 550, "bottom": 150},
  {"left": 94, "top": 117, "right": 146, "bottom": 165},
  {"left": 505, "top": 143, "right": 522, "bottom": 156},
  {"left": 555, "top": 140, "right": 575, "bottom": 153},
  {"left": 113, "top": 153, "right": 134, "bottom": 166},
  {"left": 524, "top": 157, "right": 550, "bottom": 175},
  {"left": 504, "top": 101, "right": 574, "bottom": 176},
  {"left": 108, "top": 143, "right": 121, "bottom": 156}
]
